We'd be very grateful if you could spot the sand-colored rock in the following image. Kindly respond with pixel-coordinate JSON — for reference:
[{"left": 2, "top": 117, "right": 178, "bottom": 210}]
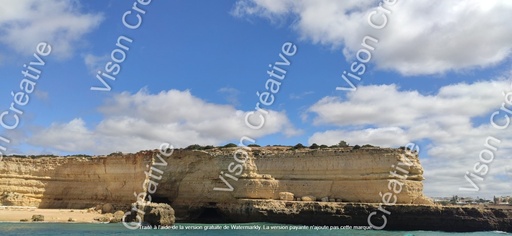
[
  {"left": 301, "top": 196, "right": 317, "bottom": 201},
  {"left": 0, "top": 146, "right": 432, "bottom": 219},
  {"left": 109, "top": 210, "right": 125, "bottom": 223},
  {"left": 279, "top": 192, "right": 294, "bottom": 201},
  {"left": 151, "top": 147, "right": 432, "bottom": 218},
  {"left": 3, "top": 146, "right": 509, "bottom": 232},
  {"left": 0, "top": 153, "right": 152, "bottom": 209}
]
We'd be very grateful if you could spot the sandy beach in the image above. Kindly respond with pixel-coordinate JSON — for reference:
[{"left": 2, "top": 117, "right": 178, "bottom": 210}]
[{"left": 0, "top": 207, "right": 105, "bottom": 223}]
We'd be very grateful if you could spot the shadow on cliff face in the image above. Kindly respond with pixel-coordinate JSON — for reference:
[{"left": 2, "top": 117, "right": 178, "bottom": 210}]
[
  {"left": 150, "top": 196, "right": 173, "bottom": 205},
  {"left": 181, "top": 203, "right": 229, "bottom": 223}
]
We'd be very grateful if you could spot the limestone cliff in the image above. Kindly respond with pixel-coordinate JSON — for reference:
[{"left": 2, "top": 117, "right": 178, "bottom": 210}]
[
  {"left": 153, "top": 146, "right": 432, "bottom": 217},
  {"left": 2, "top": 146, "right": 511, "bottom": 232},
  {"left": 0, "top": 153, "right": 152, "bottom": 209},
  {"left": 0, "top": 146, "right": 431, "bottom": 213}
]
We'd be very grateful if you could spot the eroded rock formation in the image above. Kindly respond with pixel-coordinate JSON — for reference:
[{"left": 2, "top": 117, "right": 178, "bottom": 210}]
[
  {"left": 0, "top": 146, "right": 435, "bottom": 218},
  {"left": 152, "top": 146, "right": 432, "bottom": 217},
  {"left": 2, "top": 146, "right": 511, "bottom": 232},
  {"left": 0, "top": 147, "right": 430, "bottom": 209},
  {"left": 215, "top": 200, "right": 512, "bottom": 232}
]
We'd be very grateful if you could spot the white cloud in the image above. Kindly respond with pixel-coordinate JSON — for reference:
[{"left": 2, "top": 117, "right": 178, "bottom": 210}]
[
  {"left": 30, "top": 118, "right": 96, "bottom": 152},
  {"left": 308, "top": 81, "right": 507, "bottom": 129},
  {"left": 218, "top": 87, "right": 241, "bottom": 106},
  {"left": 0, "top": 0, "right": 103, "bottom": 58},
  {"left": 233, "top": 0, "right": 512, "bottom": 75},
  {"left": 84, "top": 53, "right": 109, "bottom": 75},
  {"left": 28, "top": 89, "right": 300, "bottom": 155},
  {"left": 306, "top": 79, "right": 512, "bottom": 197}
]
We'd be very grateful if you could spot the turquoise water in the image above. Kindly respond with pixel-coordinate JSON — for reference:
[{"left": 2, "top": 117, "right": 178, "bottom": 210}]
[{"left": 0, "top": 223, "right": 510, "bottom": 236}]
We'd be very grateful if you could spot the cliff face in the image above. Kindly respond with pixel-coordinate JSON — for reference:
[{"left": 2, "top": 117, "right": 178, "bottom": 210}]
[
  {"left": 0, "top": 147, "right": 430, "bottom": 213},
  {"left": 1, "top": 147, "right": 510, "bottom": 232},
  {"left": 153, "top": 147, "right": 431, "bottom": 216},
  {"left": 0, "top": 146, "right": 431, "bottom": 213},
  {"left": 0, "top": 153, "right": 151, "bottom": 209},
  {"left": 251, "top": 147, "right": 427, "bottom": 204}
]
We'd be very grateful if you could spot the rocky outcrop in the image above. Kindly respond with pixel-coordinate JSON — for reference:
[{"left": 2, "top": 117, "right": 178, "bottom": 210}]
[
  {"left": 31, "top": 214, "right": 44, "bottom": 222},
  {"left": 140, "top": 203, "right": 175, "bottom": 227},
  {"left": 279, "top": 192, "right": 294, "bottom": 201},
  {"left": 215, "top": 199, "right": 512, "bottom": 232},
  {"left": 124, "top": 202, "right": 175, "bottom": 227}
]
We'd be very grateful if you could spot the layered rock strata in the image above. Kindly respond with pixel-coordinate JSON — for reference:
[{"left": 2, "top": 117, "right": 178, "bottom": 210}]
[
  {"left": 1, "top": 146, "right": 511, "bottom": 231},
  {"left": 0, "top": 152, "right": 152, "bottom": 209},
  {"left": 215, "top": 200, "right": 512, "bottom": 232},
  {"left": 0, "top": 146, "right": 453, "bottom": 230},
  {"left": 152, "top": 147, "right": 432, "bottom": 217}
]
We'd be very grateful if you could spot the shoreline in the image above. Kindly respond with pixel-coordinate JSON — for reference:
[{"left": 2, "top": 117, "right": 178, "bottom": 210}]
[
  {"left": 0, "top": 208, "right": 105, "bottom": 223},
  {"left": 0, "top": 206, "right": 512, "bottom": 228}
]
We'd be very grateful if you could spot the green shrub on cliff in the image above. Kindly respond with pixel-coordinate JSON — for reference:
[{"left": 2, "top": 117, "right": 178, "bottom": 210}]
[
  {"left": 185, "top": 144, "right": 203, "bottom": 150},
  {"left": 309, "top": 143, "right": 319, "bottom": 149},
  {"left": 222, "top": 143, "right": 237, "bottom": 148},
  {"left": 292, "top": 143, "right": 306, "bottom": 149},
  {"left": 107, "top": 152, "right": 123, "bottom": 156},
  {"left": 338, "top": 140, "right": 349, "bottom": 147},
  {"left": 68, "top": 154, "right": 92, "bottom": 158},
  {"left": 184, "top": 144, "right": 215, "bottom": 150}
]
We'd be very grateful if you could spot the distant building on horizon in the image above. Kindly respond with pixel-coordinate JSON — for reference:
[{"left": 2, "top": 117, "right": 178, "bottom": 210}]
[{"left": 493, "top": 196, "right": 511, "bottom": 205}]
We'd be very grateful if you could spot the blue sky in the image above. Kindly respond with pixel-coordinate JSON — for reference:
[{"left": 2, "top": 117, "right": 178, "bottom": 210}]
[{"left": 0, "top": 0, "right": 511, "bottom": 198}]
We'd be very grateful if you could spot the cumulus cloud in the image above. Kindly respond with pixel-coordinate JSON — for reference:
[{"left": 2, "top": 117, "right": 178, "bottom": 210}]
[
  {"left": 309, "top": 81, "right": 507, "bottom": 129},
  {"left": 0, "top": 0, "right": 103, "bottom": 58},
  {"left": 28, "top": 89, "right": 300, "bottom": 155},
  {"left": 30, "top": 118, "right": 96, "bottom": 152},
  {"left": 232, "top": 0, "right": 512, "bottom": 75},
  {"left": 306, "top": 79, "right": 512, "bottom": 197}
]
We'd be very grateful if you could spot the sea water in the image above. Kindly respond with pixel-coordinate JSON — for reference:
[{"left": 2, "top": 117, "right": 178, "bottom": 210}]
[{"left": 0, "top": 223, "right": 509, "bottom": 236}]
